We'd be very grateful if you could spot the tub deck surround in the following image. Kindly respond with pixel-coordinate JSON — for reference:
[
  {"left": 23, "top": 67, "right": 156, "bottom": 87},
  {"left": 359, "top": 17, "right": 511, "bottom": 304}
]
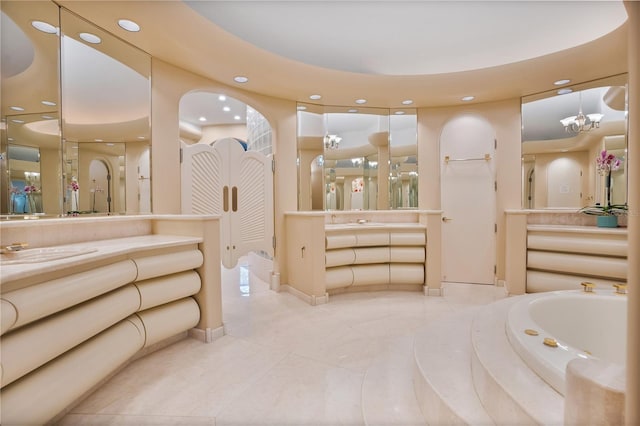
[
  {"left": 505, "top": 210, "right": 629, "bottom": 295},
  {"left": 284, "top": 210, "right": 442, "bottom": 304},
  {"left": 0, "top": 215, "right": 223, "bottom": 424}
]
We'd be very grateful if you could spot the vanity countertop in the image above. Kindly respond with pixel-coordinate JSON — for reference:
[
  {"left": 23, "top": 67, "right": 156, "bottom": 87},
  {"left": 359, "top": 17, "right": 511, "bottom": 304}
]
[
  {"left": 526, "top": 224, "right": 628, "bottom": 235},
  {"left": 1, "top": 234, "right": 203, "bottom": 286},
  {"left": 325, "top": 222, "right": 426, "bottom": 231}
]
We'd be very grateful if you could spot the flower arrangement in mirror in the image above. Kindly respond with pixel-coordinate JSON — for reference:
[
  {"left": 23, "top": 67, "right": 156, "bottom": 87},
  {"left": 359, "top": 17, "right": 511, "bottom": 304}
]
[
  {"left": 23, "top": 185, "right": 39, "bottom": 214},
  {"left": 68, "top": 180, "right": 80, "bottom": 216},
  {"left": 580, "top": 150, "right": 627, "bottom": 226}
]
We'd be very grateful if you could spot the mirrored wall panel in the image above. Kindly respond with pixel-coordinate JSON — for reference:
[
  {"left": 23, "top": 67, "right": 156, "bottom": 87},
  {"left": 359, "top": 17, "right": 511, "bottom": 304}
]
[
  {"left": 0, "top": 2, "right": 151, "bottom": 217},
  {"left": 1, "top": 0, "right": 61, "bottom": 215},
  {"left": 521, "top": 74, "right": 627, "bottom": 209},
  {"left": 297, "top": 104, "right": 417, "bottom": 211},
  {"left": 60, "top": 9, "right": 151, "bottom": 215}
]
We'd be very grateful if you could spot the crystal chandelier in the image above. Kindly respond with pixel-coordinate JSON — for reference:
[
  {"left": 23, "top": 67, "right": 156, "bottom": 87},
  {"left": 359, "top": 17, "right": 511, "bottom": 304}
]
[
  {"left": 560, "top": 92, "right": 603, "bottom": 133},
  {"left": 324, "top": 134, "right": 341, "bottom": 150}
]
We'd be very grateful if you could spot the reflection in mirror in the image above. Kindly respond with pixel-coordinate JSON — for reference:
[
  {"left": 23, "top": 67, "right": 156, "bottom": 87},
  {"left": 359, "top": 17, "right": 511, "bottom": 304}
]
[
  {"left": 5, "top": 113, "right": 61, "bottom": 214},
  {"left": 390, "top": 111, "right": 418, "bottom": 209},
  {"left": 521, "top": 74, "right": 627, "bottom": 209},
  {"left": 65, "top": 142, "right": 126, "bottom": 214},
  {"left": 297, "top": 104, "right": 416, "bottom": 211},
  {"left": 1, "top": 0, "right": 61, "bottom": 215},
  {"left": 60, "top": 9, "right": 151, "bottom": 215}
]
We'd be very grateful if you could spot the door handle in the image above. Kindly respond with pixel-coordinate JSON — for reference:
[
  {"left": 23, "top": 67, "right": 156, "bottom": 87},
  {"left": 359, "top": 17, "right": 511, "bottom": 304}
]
[
  {"left": 442, "top": 216, "right": 453, "bottom": 222},
  {"left": 232, "top": 186, "right": 238, "bottom": 212},
  {"left": 223, "top": 186, "right": 229, "bottom": 212}
]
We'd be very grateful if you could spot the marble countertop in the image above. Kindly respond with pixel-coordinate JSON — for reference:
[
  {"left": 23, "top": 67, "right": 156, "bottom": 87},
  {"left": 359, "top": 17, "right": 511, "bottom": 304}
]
[
  {"left": 325, "top": 223, "right": 426, "bottom": 231},
  {"left": 1, "top": 234, "right": 203, "bottom": 286},
  {"left": 527, "top": 224, "right": 628, "bottom": 234}
]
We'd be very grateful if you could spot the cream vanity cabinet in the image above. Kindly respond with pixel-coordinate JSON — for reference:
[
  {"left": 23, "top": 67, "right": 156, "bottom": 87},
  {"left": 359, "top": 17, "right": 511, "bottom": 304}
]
[
  {"left": 324, "top": 224, "right": 426, "bottom": 290},
  {"left": 285, "top": 212, "right": 435, "bottom": 304},
  {"left": 0, "top": 215, "right": 222, "bottom": 424}
]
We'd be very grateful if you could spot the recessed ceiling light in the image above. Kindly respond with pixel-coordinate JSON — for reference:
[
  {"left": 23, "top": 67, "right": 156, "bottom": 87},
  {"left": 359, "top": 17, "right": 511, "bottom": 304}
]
[
  {"left": 10, "top": 106, "right": 24, "bottom": 111},
  {"left": 41, "top": 115, "right": 54, "bottom": 119},
  {"left": 41, "top": 100, "right": 56, "bottom": 106},
  {"left": 31, "top": 20, "right": 57, "bottom": 34},
  {"left": 557, "top": 88, "right": 573, "bottom": 95},
  {"left": 348, "top": 109, "right": 358, "bottom": 113},
  {"left": 8, "top": 137, "right": 14, "bottom": 141},
  {"left": 79, "top": 32, "right": 102, "bottom": 44},
  {"left": 355, "top": 99, "right": 367, "bottom": 104},
  {"left": 234, "top": 76, "right": 249, "bottom": 83},
  {"left": 198, "top": 116, "right": 207, "bottom": 122},
  {"left": 309, "top": 94, "right": 322, "bottom": 100},
  {"left": 461, "top": 96, "right": 475, "bottom": 102},
  {"left": 223, "top": 106, "right": 231, "bottom": 112},
  {"left": 137, "top": 136, "right": 145, "bottom": 140},
  {"left": 297, "top": 105, "right": 307, "bottom": 111},
  {"left": 11, "top": 119, "right": 25, "bottom": 124},
  {"left": 401, "top": 99, "right": 413, "bottom": 105},
  {"left": 218, "top": 95, "right": 227, "bottom": 101},
  {"left": 94, "top": 139, "right": 103, "bottom": 142},
  {"left": 106, "top": 143, "right": 115, "bottom": 146},
  {"left": 554, "top": 79, "right": 571, "bottom": 86},
  {"left": 234, "top": 115, "right": 241, "bottom": 120},
  {"left": 394, "top": 111, "right": 406, "bottom": 115},
  {"left": 117, "top": 19, "right": 140, "bottom": 32}
]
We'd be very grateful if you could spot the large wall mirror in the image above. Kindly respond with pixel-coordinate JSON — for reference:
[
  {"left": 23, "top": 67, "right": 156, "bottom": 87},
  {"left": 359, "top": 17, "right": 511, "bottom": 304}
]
[
  {"left": 0, "top": 2, "right": 151, "bottom": 217},
  {"left": 60, "top": 9, "right": 151, "bottom": 215},
  {"left": 521, "top": 74, "right": 627, "bottom": 209},
  {"left": 1, "top": 0, "right": 61, "bottom": 215},
  {"left": 297, "top": 104, "right": 417, "bottom": 211}
]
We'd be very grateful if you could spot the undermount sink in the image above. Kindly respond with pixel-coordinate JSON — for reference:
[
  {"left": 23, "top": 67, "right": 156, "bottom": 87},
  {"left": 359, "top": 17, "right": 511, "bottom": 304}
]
[
  {"left": 326, "top": 222, "right": 386, "bottom": 229},
  {"left": 0, "top": 247, "right": 98, "bottom": 265}
]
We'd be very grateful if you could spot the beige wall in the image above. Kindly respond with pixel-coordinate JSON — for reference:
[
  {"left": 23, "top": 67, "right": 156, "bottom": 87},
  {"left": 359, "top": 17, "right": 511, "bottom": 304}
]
[
  {"left": 151, "top": 60, "right": 523, "bottom": 284},
  {"left": 417, "top": 99, "right": 522, "bottom": 282},
  {"left": 150, "top": 59, "right": 297, "bottom": 282}
]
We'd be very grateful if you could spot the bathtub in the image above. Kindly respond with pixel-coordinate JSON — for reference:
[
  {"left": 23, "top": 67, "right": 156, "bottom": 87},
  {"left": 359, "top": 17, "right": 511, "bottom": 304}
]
[{"left": 506, "top": 290, "right": 627, "bottom": 395}]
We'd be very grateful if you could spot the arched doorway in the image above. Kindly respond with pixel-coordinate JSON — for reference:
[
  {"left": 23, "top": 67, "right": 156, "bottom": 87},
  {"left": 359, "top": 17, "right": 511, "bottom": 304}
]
[{"left": 178, "top": 91, "right": 275, "bottom": 280}]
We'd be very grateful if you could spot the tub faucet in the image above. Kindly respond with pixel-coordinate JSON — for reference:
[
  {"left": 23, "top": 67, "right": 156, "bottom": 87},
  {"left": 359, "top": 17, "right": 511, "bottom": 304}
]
[
  {"left": 2, "top": 242, "right": 28, "bottom": 252},
  {"left": 580, "top": 281, "right": 596, "bottom": 293},
  {"left": 613, "top": 283, "right": 627, "bottom": 295}
]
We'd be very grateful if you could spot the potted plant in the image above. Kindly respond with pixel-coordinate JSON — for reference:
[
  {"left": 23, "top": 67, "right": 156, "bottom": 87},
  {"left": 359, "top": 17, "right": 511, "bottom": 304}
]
[{"left": 580, "top": 150, "right": 627, "bottom": 227}]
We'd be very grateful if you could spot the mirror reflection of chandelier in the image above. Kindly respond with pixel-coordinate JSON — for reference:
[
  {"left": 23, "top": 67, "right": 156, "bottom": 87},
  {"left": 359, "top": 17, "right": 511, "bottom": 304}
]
[
  {"left": 324, "top": 134, "right": 341, "bottom": 150},
  {"left": 560, "top": 92, "right": 604, "bottom": 133}
]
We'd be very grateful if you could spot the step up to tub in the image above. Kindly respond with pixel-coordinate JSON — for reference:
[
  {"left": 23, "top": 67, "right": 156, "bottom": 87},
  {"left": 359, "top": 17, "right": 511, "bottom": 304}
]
[
  {"left": 470, "top": 297, "right": 564, "bottom": 424},
  {"left": 361, "top": 335, "right": 425, "bottom": 425},
  {"left": 412, "top": 308, "right": 495, "bottom": 425}
]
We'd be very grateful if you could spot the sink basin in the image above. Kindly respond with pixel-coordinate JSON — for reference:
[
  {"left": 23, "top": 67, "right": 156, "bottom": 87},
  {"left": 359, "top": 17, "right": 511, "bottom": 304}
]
[
  {"left": 326, "top": 222, "right": 386, "bottom": 229},
  {"left": 0, "top": 247, "right": 98, "bottom": 265}
]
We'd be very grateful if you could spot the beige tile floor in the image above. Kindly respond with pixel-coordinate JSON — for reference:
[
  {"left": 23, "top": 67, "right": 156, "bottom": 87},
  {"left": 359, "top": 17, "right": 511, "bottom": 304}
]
[{"left": 60, "top": 259, "right": 506, "bottom": 425}]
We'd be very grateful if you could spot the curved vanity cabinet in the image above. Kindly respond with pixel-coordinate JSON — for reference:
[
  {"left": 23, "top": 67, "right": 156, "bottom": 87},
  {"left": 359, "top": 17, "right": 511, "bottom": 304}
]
[
  {"left": 325, "top": 226, "right": 426, "bottom": 292},
  {"left": 285, "top": 212, "right": 436, "bottom": 304},
  {"left": 504, "top": 211, "right": 629, "bottom": 294},
  {"left": 0, "top": 215, "right": 222, "bottom": 424},
  {"left": 525, "top": 225, "right": 628, "bottom": 293}
]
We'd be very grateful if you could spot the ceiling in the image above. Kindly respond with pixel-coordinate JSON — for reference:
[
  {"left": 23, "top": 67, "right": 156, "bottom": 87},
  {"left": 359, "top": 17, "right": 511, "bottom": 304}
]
[
  {"left": 57, "top": 0, "right": 630, "bottom": 109},
  {"left": 185, "top": 1, "right": 627, "bottom": 76}
]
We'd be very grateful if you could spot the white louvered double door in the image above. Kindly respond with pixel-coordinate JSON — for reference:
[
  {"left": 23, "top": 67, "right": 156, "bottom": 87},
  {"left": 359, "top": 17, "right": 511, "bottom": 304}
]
[{"left": 181, "top": 138, "right": 274, "bottom": 268}]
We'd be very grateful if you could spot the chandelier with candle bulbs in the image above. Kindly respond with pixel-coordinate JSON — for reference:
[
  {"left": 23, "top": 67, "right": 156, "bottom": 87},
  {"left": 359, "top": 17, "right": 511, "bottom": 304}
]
[
  {"left": 559, "top": 92, "right": 603, "bottom": 134},
  {"left": 324, "top": 134, "right": 341, "bottom": 150}
]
